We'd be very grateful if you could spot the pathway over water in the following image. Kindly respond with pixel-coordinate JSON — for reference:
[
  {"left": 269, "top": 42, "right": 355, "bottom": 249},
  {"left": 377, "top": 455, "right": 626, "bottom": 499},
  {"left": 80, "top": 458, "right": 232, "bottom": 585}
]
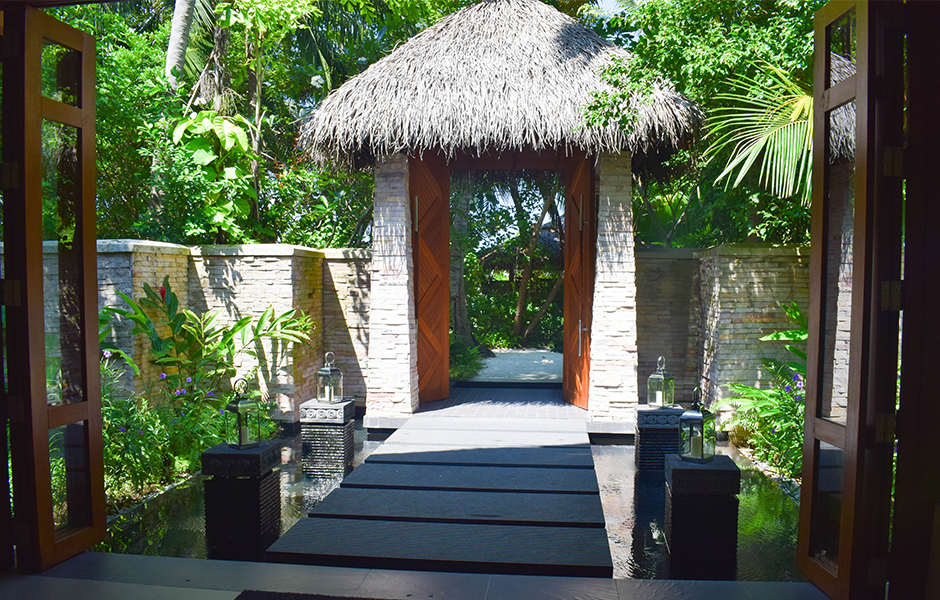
[{"left": 267, "top": 388, "right": 613, "bottom": 577}]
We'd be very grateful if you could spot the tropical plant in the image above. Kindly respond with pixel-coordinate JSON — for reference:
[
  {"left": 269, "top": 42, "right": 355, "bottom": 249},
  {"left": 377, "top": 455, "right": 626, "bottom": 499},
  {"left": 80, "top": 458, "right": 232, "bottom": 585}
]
[
  {"left": 449, "top": 335, "right": 485, "bottom": 381},
  {"left": 707, "top": 63, "right": 814, "bottom": 205},
  {"left": 723, "top": 301, "right": 808, "bottom": 478},
  {"left": 103, "top": 275, "right": 314, "bottom": 401}
]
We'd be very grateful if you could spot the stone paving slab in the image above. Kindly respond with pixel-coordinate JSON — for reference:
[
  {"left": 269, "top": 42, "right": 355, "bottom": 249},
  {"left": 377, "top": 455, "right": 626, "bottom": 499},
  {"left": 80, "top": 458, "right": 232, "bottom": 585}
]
[
  {"left": 309, "top": 487, "right": 606, "bottom": 527},
  {"left": 340, "top": 462, "right": 600, "bottom": 493},
  {"left": 383, "top": 428, "right": 588, "bottom": 448},
  {"left": 267, "top": 517, "right": 613, "bottom": 578},
  {"left": 401, "top": 416, "right": 587, "bottom": 433},
  {"left": 367, "top": 444, "right": 595, "bottom": 468}
]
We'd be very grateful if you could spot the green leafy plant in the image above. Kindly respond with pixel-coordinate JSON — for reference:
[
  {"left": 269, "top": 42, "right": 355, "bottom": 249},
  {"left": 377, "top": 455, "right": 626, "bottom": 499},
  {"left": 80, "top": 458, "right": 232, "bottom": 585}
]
[
  {"left": 723, "top": 301, "right": 808, "bottom": 478},
  {"left": 104, "top": 275, "right": 314, "bottom": 405},
  {"left": 449, "top": 335, "right": 485, "bottom": 381},
  {"left": 171, "top": 110, "right": 259, "bottom": 240}
]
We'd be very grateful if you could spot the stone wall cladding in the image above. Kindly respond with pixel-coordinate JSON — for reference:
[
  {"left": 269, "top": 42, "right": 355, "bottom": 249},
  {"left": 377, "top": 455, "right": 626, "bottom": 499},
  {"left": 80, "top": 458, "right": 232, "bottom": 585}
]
[
  {"left": 696, "top": 244, "right": 810, "bottom": 409},
  {"left": 588, "top": 152, "right": 640, "bottom": 421},
  {"left": 322, "top": 249, "right": 371, "bottom": 406},
  {"left": 189, "top": 245, "right": 324, "bottom": 422},
  {"left": 366, "top": 154, "right": 419, "bottom": 418},
  {"left": 636, "top": 249, "right": 701, "bottom": 405}
]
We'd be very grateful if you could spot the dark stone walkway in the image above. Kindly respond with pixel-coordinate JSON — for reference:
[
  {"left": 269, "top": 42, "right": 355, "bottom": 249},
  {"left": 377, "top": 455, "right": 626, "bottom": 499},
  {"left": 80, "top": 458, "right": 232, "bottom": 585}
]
[{"left": 267, "top": 390, "right": 613, "bottom": 577}]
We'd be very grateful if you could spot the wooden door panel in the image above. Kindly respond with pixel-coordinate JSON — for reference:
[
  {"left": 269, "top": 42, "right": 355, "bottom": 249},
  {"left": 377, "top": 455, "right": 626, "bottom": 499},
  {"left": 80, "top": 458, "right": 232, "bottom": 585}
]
[
  {"left": 410, "top": 158, "right": 450, "bottom": 403},
  {"left": 3, "top": 6, "right": 105, "bottom": 572},
  {"left": 563, "top": 156, "right": 593, "bottom": 410},
  {"left": 799, "top": 2, "right": 902, "bottom": 598}
]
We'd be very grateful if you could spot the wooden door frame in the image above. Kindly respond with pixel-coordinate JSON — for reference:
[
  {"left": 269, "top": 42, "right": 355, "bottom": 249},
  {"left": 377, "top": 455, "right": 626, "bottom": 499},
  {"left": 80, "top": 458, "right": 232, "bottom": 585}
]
[
  {"left": 799, "top": 2, "right": 902, "bottom": 598},
  {"left": 3, "top": 6, "right": 105, "bottom": 572},
  {"left": 414, "top": 150, "right": 595, "bottom": 408}
]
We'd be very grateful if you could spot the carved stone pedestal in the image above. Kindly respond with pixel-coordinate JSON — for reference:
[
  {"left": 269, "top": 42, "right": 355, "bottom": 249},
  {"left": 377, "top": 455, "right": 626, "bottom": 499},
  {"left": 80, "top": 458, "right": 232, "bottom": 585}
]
[
  {"left": 300, "top": 400, "right": 355, "bottom": 478},
  {"left": 635, "top": 406, "right": 683, "bottom": 471}
]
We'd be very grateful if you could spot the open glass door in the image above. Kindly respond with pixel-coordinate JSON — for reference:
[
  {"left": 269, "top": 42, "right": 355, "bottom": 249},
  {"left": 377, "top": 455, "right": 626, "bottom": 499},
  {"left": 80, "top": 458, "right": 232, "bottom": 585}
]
[
  {"left": 3, "top": 6, "right": 104, "bottom": 571},
  {"left": 799, "top": 1, "right": 903, "bottom": 598}
]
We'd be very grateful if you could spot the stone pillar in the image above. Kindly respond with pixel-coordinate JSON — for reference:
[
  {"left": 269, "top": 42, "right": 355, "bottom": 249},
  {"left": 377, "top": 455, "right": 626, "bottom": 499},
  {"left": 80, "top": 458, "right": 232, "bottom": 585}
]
[
  {"left": 589, "top": 152, "right": 639, "bottom": 421},
  {"left": 365, "top": 154, "right": 419, "bottom": 426}
]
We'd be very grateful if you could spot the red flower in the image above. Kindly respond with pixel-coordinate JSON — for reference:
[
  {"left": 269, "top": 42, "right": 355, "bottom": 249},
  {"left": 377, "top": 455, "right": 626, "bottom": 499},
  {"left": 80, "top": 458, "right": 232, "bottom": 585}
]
[{"left": 160, "top": 285, "right": 166, "bottom": 302}]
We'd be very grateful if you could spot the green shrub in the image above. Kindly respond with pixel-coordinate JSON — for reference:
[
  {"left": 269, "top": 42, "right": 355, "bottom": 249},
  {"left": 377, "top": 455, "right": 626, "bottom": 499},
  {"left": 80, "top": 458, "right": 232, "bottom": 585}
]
[
  {"left": 724, "top": 301, "right": 807, "bottom": 478},
  {"left": 449, "top": 335, "right": 485, "bottom": 381}
]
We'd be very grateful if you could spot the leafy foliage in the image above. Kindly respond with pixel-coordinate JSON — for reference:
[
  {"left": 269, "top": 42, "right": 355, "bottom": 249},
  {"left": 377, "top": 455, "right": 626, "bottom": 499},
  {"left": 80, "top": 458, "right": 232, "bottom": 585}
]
[
  {"left": 723, "top": 301, "right": 808, "bottom": 478},
  {"left": 449, "top": 335, "right": 485, "bottom": 381}
]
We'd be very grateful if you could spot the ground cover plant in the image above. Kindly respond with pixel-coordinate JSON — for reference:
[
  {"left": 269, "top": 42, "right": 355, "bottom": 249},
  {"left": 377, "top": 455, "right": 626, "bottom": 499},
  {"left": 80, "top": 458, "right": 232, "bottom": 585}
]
[
  {"left": 92, "top": 278, "right": 313, "bottom": 511},
  {"left": 723, "top": 301, "right": 807, "bottom": 479}
]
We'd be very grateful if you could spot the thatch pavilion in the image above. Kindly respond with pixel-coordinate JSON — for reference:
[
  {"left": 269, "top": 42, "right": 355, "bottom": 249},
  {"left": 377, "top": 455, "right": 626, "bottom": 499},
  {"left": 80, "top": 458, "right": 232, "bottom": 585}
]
[{"left": 301, "top": 0, "right": 702, "bottom": 429}]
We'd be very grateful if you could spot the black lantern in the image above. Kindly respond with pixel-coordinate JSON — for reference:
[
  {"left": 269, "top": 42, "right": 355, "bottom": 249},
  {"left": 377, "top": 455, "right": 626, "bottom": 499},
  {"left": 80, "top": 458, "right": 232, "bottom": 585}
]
[
  {"left": 316, "top": 351, "right": 343, "bottom": 404},
  {"left": 225, "top": 379, "right": 260, "bottom": 449},
  {"left": 647, "top": 356, "right": 675, "bottom": 407},
  {"left": 679, "top": 387, "right": 716, "bottom": 463}
]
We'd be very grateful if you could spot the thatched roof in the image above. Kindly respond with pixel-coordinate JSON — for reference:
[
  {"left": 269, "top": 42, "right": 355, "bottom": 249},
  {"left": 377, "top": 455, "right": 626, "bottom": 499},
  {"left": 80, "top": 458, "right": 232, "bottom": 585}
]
[
  {"left": 300, "top": 0, "right": 702, "bottom": 167},
  {"left": 829, "top": 53, "right": 856, "bottom": 161}
]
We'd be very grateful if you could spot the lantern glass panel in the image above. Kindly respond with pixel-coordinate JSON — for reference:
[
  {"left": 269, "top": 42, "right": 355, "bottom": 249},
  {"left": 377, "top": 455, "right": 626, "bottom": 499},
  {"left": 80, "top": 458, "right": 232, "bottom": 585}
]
[
  {"left": 680, "top": 404, "right": 714, "bottom": 463},
  {"left": 226, "top": 380, "right": 260, "bottom": 449},
  {"left": 647, "top": 356, "right": 674, "bottom": 407}
]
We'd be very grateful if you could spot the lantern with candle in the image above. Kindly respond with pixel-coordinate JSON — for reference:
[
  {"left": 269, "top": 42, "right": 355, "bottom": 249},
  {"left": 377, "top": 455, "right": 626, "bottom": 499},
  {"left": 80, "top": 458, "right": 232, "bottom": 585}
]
[
  {"left": 647, "top": 356, "right": 675, "bottom": 407},
  {"left": 316, "top": 351, "right": 344, "bottom": 404},
  {"left": 679, "top": 387, "right": 716, "bottom": 463},
  {"left": 225, "top": 378, "right": 260, "bottom": 449}
]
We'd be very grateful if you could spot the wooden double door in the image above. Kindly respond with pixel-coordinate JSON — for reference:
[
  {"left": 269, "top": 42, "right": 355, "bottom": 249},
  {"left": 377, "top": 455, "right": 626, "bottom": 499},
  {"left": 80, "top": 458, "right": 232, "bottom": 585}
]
[{"left": 410, "top": 154, "right": 595, "bottom": 408}]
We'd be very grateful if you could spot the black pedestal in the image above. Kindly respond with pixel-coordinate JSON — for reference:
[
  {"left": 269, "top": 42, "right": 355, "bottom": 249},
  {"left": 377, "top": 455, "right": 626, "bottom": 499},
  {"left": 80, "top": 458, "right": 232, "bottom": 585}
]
[
  {"left": 201, "top": 441, "right": 281, "bottom": 560},
  {"left": 300, "top": 400, "right": 355, "bottom": 478},
  {"left": 634, "top": 407, "right": 683, "bottom": 471},
  {"left": 664, "top": 453, "right": 741, "bottom": 580}
]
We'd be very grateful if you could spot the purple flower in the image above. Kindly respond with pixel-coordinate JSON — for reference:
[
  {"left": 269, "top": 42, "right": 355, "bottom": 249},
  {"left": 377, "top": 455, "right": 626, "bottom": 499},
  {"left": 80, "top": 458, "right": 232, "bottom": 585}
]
[
  {"left": 220, "top": 409, "right": 225, "bottom": 415},
  {"left": 172, "top": 419, "right": 178, "bottom": 425},
  {"left": 138, "top": 429, "right": 143, "bottom": 435},
  {"left": 795, "top": 394, "right": 804, "bottom": 402},
  {"left": 181, "top": 388, "right": 187, "bottom": 395},
  {"left": 180, "top": 410, "right": 186, "bottom": 417},
  {"left": 160, "top": 372, "right": 167, "bottom": 380},
  {"left": 796, "top": 380, "right": 804, "bottom": 389},
  {"left": 186, "top": 377, "right": 192, "bottom": 383},
  {"left": 785, "top": 385, "right": 792, "bottom": 392},
  {"left": 175, "top": 389, "right": 181, "bottom": 396},
  {"left": 793, "top": 374, "right": 800, "bottom": 382},
  {"left": 102, "top": 350, "right": 112, "bottom": 358},
  {"left": 207, "top": 391, "right": 214, "bottom": 397},
  {"left": 772, "top": 428, "right": 776, "bottom": 434},
  {"left": 119, "top": 427, "right": 125, "bottom": 433}
]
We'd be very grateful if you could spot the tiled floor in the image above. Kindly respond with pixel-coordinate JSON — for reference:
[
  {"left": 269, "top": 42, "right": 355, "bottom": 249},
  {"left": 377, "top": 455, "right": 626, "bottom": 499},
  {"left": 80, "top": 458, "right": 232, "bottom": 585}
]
[
  {"left": 0, "top": 389, "right": 830, "bottom": 599},
  {"left": 418, "top": 386, "right": 585, "bottom": 419},
  {"left": 1, "top": 552, "right": 831, "bottom": 600}
]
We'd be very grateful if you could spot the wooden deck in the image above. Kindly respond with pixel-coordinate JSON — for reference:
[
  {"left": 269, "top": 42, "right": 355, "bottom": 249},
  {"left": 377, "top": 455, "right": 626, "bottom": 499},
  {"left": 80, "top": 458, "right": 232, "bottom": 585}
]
[{"left": 267, "top": 393, "right": 613, "bottom": 577}]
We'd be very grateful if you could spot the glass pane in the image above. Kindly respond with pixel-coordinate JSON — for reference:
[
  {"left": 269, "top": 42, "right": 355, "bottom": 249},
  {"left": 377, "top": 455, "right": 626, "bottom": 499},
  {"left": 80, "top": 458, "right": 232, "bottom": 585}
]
[
  {"left": 49, "top": 421, "right": 91, "bottom": 534},
  {"left": 828, "top": 9, "right": 857, "bottom": 88},
  {"left": 41, "top": 39, "right": 81, "bottom": 107},
  {"left": 42, "top": 119, "right": 85, "bottom": 406},
  {"left": 810, "top": 440, "right": 844, "bottom": 574},
  {"left": 819, "top": 107, "right": 855, "bottom": 426}
]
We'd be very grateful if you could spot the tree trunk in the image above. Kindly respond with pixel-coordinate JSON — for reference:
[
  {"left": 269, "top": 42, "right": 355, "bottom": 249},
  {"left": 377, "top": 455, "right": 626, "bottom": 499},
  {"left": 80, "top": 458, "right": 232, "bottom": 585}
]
[
  {"left": 511, "top": 178, "right": 556, "bottom": 338},
  {"left": 165, "top": 0, "right": 196, "bottom": 91}
]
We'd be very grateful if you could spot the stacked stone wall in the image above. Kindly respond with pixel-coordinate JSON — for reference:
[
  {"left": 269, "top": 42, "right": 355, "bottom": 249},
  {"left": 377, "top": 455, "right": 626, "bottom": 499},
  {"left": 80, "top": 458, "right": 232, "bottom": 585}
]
[
  {"left": 588, "top": 153, "right": 639, "bottom": 421},
  {"left": 322, "top": 249, "right": 371, "bottom": 406},
  {"left": 697, "top": 245, "right": 811, "bottom": 409},
  {"left": 635, "top": 250, "right": 701, "bottom": 406},
  {"left": 189, "top": 245, "right": 323, "bottom": 421}
]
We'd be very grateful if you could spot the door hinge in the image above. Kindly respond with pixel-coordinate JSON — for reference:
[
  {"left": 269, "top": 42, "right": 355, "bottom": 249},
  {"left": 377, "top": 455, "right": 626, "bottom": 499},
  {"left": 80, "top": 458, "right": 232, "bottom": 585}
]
[
  {"left": 884, "top": 146, "right": 904, "bottom": 178},
  {"left": 875, "top": 413, "right": 896, "bottom": 444},
  {"left": 0, "top": 279, "right": 22, "bottom": 307},
  {"left": 880, "top": 280, "right": 903, "bottom": 311},
  {"left": 868, "top": 556, "right": 888, "bottom": 587},
  {"left": 2, "top": 162, "right": 19, "bottom": 190}
]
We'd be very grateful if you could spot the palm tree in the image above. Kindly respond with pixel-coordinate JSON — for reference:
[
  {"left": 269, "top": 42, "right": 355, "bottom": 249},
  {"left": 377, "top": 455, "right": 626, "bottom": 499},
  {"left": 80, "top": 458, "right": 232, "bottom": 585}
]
[{"left": 706, "top": 63, "right": 814, "bottom": 205}]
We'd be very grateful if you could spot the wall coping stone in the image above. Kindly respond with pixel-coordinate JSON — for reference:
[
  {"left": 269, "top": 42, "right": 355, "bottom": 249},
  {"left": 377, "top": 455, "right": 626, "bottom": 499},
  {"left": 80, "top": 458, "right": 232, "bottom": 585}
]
[
  {"left": 320, "top": 248, "right": 372, "bottom": 260},
  {"left": 192, "top": 244, "right": 324, "bottom": 259},
  {"left": 694, "top": 243, "right": 810, "bottom": 258},
  {"left": 636, "top": 248, "right": 700, "bottom": 259},
  {"left": 30, "top": 239, "right": 191, "bottom": 255}
]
